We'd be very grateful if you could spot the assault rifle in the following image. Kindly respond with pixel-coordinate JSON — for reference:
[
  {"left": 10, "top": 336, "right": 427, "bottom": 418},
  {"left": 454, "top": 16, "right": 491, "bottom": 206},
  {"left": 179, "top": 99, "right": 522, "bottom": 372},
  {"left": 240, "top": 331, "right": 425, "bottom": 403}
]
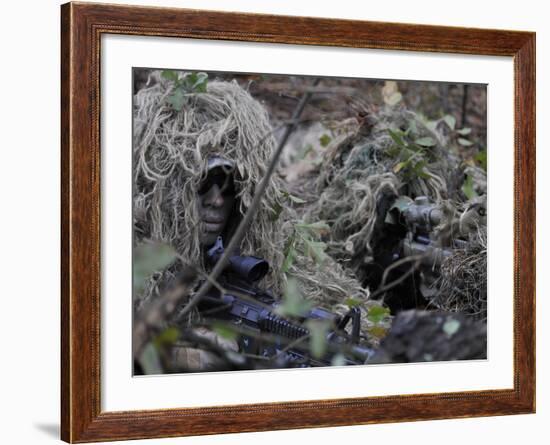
[{"left": 198, "top": 236, "right": 374, "bottom": 368}]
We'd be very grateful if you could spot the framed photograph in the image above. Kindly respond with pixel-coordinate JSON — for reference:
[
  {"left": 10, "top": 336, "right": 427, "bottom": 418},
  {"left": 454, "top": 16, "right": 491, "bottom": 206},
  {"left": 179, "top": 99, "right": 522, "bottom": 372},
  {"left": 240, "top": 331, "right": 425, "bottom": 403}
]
[{"left": 61, "top": 2, "right": 535, "bottom": 442}]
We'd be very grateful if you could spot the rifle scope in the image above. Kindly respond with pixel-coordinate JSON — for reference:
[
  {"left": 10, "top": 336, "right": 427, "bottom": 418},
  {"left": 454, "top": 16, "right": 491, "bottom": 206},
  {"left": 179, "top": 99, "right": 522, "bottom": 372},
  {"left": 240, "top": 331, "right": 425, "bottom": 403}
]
[
  {"left": 206, "top": 236, "right": 269, "bottom": 282},
  {"left": 402, "top": 196, "right": 443, "bottom": 233}
]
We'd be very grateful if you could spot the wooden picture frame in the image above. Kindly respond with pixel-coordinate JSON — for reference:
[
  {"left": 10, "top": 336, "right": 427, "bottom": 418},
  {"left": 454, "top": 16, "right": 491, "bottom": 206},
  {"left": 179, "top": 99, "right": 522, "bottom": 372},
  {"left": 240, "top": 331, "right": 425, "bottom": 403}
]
[{"left": 61, "top": 2, "right": 535, "bottom": 442}]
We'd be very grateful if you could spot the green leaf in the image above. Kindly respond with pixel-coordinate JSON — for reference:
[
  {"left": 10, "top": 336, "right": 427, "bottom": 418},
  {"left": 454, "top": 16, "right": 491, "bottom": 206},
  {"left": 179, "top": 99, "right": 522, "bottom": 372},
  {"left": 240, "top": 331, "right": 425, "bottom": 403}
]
[
  {"left": 388, "top": 129, "right": 406, "bottom": 147},
  {"left": 276, "top": 277, "right": 313, "bottom": 318},
  {"left": 183, "top": 72, "right": 208, "bottom": 93},
  {"left": 425, "top": 120, "right": 438, "bottom": 133},
  {"left": 161, "top": 70, "right": 178, "bottom": 81},
  {"left": 408, "top": 119, "right": 418, "bottom": 136},
  {"left": 412, "top": 160, "right": 431, "bottom": 179},
  {"left": 305, "top": 319, "right": 331, "bottom": 359},
  {"left": 443, "top": 114, "right": 456, "bottom": 130},
  {"left": 414, "top": 136, "right": 436, "bottom": 147},
  {"left": 138, "top": 342, "right": 163, "bottom": 375},
  {"left": 133, "top": 243, "right": 177, "bottom": 292},
  {"left": 134, "top": 243, "right": 176, "bottom": 271},
  {"left": 283, "top": 233, "right": 296, "bottom": 257},
  {"left": 456, "top": 127, "right": 472, "bottom": 136},
  {"left": 191, "top": 72, "right": 208, "bottom": 92},
  {"left": 475, "top": 149, "right": 487, "bottom": 171},
  {"left": 212, "top": 322, "right": 239, "bottom": 341},
  {"left": 368, "top": 325, "right": 388, "bottom": 339},
  {"left": 153, "top": 327, "right": 180, "bottom": 348},
  {"left": 416, "top": 170, "right": 432, "bottom": 179},
  {"left": 183, "top": 72, "right": 197, "bottom": 89},
  {"left": 393, "top": 161, "right": 407, "bottom": 173},
  {"left": 345, "top": 297, "right": 362, "bottom": 308},
  {"left": 461, "top": 175, "right": 478, "bottom": 200},
  {"left": 443, "top": 319, "right": 461, "bottom": 337},
  {"left": 319, "top": 134, "right": 332, "bottom": 147},
  {"left": 166, "top": 89, "right": 186, "bottom": 111},
  {"left": 282, "top": 246, "right": 296, "bottom": 273},
  {"left": 458, "top": 137, "right": 474, "bottom": 147},
  {"left": 385, "top": 145, "right": 402, "bottom": 158},
  {"left": 367, "top": 305, "right": 390, "bottom": 324}
]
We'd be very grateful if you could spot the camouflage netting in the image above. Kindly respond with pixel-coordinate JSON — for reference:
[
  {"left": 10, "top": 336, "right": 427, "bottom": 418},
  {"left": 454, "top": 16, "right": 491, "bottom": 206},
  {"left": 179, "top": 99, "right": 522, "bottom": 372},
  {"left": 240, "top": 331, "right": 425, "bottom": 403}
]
[{"left": 133, "top": 71, "right": 377, "bottom": 322}]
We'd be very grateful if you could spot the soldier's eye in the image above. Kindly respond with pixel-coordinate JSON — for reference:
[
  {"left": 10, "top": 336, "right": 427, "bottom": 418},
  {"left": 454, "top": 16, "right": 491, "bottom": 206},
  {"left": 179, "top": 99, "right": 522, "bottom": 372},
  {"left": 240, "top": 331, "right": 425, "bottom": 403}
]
[{"left": 199, "top": 172, "right": 234, "bottom": 196}]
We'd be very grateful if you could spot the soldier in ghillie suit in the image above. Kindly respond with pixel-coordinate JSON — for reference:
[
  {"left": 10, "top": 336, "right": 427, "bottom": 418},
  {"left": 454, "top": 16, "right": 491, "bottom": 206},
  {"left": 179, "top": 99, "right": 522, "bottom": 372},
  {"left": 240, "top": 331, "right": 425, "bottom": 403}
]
[
  {"left": 132, "top": 72, "right": 383, "bottom": 372},
  {"left": 302, "top": 107, "right": 487, "bottom": 317}
]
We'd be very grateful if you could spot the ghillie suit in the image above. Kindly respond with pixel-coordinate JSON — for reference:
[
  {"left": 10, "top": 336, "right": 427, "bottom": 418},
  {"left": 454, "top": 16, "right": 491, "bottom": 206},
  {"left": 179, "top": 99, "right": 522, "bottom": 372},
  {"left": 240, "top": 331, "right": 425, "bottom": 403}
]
[
  {"left": 133, "top": 72, "right": 383, "bottom": 371},
  {"left": 430, "top": 197, "right": 488, "bottom": 321},
  {"left": 304, "top": 107, "right": 486, "bottom": 314}
]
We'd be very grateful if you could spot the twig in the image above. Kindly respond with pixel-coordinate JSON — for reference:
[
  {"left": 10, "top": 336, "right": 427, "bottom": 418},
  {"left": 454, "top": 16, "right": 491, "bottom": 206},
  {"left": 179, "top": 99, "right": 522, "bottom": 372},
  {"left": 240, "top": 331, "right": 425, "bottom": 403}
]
[{"left": 369, "top": 254, "right": 423, "bottom": 300}]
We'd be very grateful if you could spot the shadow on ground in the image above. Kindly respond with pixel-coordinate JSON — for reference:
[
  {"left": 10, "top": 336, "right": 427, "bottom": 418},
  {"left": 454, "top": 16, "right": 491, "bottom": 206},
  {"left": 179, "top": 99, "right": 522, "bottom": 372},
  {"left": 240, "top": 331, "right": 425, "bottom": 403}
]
[{"left": 33, "top": 423, "right": 59, "bottom": 439}]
